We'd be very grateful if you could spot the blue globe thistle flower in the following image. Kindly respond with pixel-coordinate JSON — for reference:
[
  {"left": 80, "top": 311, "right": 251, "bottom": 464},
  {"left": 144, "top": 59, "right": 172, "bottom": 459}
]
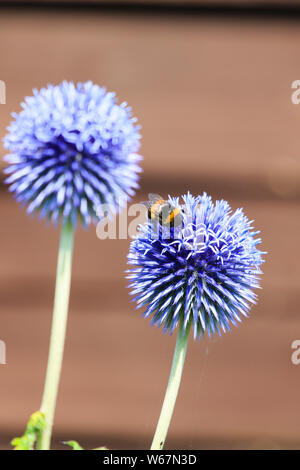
[
  {"left": 127, "top": 193, "right": 265, "bottom": 340},
  {"left": 3, "top": 81, "right": 142, "bottom": 226}
]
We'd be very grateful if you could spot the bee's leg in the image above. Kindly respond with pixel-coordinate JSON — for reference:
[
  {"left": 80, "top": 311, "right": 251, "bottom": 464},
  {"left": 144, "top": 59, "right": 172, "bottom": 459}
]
[{"left": 158, "top": 212, "right": 164, "bottom": 226}]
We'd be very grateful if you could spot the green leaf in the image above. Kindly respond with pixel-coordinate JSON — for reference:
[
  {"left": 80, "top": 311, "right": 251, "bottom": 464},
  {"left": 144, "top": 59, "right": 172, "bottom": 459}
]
[
  {"left": 63, "top": 440, "right": 84, "bottom": 450},
  {"left": 11, "top": 411, "right": 46, "bottom": 450},
  {"left": 63, "top": 440, "right": 108, "bottom": 450}
]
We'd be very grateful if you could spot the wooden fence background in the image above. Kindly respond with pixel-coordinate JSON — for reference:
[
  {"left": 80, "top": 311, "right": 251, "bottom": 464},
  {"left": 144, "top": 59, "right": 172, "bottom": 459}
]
[{"left": 0, "top": 5, "right": 300, "bottom": 449}]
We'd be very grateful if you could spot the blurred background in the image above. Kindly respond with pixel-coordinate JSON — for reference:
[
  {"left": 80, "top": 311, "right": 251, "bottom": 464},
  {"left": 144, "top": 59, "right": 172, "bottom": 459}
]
[{"left": 1, "top": 0, "right": 300, "bottom": 450}]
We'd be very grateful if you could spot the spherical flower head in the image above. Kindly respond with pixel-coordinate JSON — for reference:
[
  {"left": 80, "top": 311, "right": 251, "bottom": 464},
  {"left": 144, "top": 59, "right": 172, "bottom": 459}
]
[
  {"left": 127, "top": 193, "right": 265, "bottom": 340},
  {"left": 3, "top": 81, "right": 142, "bottom": 227}
]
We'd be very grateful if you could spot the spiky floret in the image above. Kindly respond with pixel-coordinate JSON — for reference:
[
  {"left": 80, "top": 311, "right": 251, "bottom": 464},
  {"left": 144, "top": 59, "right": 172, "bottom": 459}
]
[
  {"left": 3, "top": 81, "right": 142, "bottom": 226},
  {"left": 127, "top": 193, "right": 264, "bottom": 340}
]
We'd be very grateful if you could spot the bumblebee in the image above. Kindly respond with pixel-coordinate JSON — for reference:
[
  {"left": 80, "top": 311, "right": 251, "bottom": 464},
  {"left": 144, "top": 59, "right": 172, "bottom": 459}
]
[{"left": 142, "top": 193, "right": 183, "bottom": 228}]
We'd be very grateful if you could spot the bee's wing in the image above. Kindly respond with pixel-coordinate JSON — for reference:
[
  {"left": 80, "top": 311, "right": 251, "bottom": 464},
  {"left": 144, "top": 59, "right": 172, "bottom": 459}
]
[
  {"left": 148, "top": 193, "right": 163, "bottom": 203},
  {"left": 140, "top": 200, "right": 151, "bottom": 209}
]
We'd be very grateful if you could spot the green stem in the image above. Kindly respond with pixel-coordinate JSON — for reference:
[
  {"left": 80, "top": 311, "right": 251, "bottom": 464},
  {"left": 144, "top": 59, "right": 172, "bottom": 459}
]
[
  {"left": 150, "top": 321, "right": 190, "bottom": 450},
  {"left": 37, "top": 222, "right": 74, "bottom": 450}
]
